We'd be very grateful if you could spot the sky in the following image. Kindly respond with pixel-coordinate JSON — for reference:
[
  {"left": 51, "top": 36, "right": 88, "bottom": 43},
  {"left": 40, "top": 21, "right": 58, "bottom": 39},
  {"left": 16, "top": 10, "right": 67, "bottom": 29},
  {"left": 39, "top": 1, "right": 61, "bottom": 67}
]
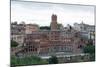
[{"left": 11, "top": 0, "right": 95, "bottom": 26}]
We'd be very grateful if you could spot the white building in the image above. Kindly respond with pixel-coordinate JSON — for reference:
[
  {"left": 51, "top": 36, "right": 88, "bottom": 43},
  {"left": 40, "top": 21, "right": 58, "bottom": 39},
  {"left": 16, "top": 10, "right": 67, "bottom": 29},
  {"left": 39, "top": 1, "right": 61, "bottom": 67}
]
[
  {"left": 11, "top": 34, "right": 25, "bottom": 47},
  {"left": 11, "top": 22, "right": 25, "bottom": 47},
  {"left": 73, "top": 22, "right": 95, "bottom": 40}
]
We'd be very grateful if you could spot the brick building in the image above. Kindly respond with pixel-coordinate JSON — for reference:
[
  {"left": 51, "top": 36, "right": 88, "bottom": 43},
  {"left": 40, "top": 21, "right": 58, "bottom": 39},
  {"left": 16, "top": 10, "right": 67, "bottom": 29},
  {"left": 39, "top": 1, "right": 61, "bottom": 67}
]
[
  {"left": 18, "top": 15, "right": 85, "bottom": 55},
  {"left": 11, "top": 14, "right": 87, "bottom": 57},
  {"left": 25, "top": 24, "right": 39, "bottom": 34}
]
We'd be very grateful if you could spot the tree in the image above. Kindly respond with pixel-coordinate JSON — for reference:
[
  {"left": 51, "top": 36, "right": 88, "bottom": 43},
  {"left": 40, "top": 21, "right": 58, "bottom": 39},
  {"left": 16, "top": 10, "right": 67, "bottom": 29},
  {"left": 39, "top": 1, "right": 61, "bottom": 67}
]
[
  {"left": 83, "top": 38, "right": 95, "bottom": 54},
  {"left": 57, "top": 24, "right": 63, "bottom": 30},
  {"left": 83, "top": 43, "right": 95, "bottom": 61},
  {"left": 83, "top": 45, "right": 95, "bottom": 54},
  {"left": 11, "top": 40, "right": 19, "bottom": 47},
  {"left": 40, "top": 26, "right": 50, "bottom": 30},
  {"left": 48, "top": 56, "right": 58, "bottom": 64}
]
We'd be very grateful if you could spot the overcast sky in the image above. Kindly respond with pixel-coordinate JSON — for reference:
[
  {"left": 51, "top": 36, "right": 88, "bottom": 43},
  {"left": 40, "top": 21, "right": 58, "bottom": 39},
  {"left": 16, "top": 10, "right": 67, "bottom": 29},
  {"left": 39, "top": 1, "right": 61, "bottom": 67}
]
[{"left": 11, "top": 0, "right": 95, "bottom": 26}]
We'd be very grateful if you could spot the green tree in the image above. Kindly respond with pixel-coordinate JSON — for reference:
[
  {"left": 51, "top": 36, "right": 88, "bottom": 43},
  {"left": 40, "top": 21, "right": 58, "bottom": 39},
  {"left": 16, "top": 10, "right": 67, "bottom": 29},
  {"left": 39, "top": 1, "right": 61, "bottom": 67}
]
[
  {"left": 48, "top": 56, "right": 58, "bottom": 64},
  {"left": 11, "top": 40, "right": 19, "bottom": 47},
  {"left": 40, "top": 26, "right": 50, "bottom": 30},
  {"left": 83, "top": 43, "right": 95, "bottom": 61},
  {"left": 57, "top": 24, "right": 63, "bottom": 29},
  {"left": 83, "top": 38, "right": 95, "bottom": 54},
  {"left": 83, "top": 45, "right": 95, "bottom": 54}
]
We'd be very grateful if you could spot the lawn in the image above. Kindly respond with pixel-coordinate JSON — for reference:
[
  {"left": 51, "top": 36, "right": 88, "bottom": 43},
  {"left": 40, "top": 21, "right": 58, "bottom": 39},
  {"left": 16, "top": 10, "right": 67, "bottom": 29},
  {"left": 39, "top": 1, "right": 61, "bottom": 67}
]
[{"left": 11, "top": 55, "right": 48, "bottom": 66}]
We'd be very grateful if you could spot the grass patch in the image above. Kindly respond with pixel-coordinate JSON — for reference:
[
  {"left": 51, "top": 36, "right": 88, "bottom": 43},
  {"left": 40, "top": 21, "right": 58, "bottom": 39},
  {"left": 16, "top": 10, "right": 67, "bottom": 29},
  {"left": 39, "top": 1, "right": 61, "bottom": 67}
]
[{"left": 11, "top": 55, "right": 48, "bottom": 66}]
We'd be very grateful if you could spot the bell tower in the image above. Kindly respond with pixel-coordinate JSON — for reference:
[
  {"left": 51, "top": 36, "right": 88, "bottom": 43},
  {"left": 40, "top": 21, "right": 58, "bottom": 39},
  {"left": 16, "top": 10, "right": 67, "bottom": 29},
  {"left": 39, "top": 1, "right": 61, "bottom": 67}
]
[{"left": 50, "top": 14, "right": 58, "bottom": 30}]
